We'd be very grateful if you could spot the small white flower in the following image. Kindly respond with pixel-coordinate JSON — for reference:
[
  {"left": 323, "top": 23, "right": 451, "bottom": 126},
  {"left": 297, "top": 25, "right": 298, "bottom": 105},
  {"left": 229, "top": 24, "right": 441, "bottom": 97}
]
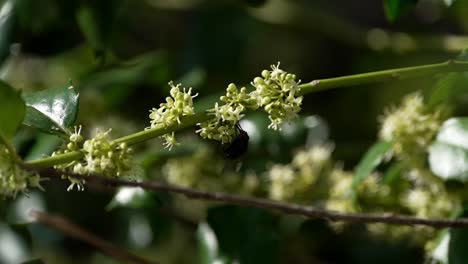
[{"left": 148, "top": 81, "right": 198, "bottom": 149}]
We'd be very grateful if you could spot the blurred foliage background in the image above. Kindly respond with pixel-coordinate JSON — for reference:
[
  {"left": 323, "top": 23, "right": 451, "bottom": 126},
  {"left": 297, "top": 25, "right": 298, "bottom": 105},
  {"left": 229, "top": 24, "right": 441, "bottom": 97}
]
[{"left": 1, "top": 0, "right": 468, "bottom": 263}]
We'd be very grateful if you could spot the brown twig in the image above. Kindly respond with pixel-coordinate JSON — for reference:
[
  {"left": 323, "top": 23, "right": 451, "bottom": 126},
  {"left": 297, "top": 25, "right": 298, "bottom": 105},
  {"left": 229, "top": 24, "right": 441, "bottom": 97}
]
[
  {"left": 29, "top": 210, "right": 158, "bottom": 264},
  {"left": 31, "top": 167, "right": 468, "bottom": 229}
]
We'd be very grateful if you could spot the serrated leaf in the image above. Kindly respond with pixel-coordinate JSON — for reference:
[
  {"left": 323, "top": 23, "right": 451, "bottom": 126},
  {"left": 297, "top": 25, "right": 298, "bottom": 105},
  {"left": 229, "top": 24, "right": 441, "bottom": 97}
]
[
  {"left": 197, "top": 222, "right": 220, "bottom": 264},
  {"left": 352, "top": 140, "right": 393, "bottom": 190},
  {"left": 429, "top": 118, "right": 468, "bottom": 181},
  {"left": 0, "top": 81, "right": 25, "bottom": 139},
  {"left": 0, "top": 0, "right": 16, "bottom": 66},
  {"left": 22, "top": 85, "right": 79, "bottom": 135},
  {"left": 383, "top": 0, "right": 419, "bottom": 22}
]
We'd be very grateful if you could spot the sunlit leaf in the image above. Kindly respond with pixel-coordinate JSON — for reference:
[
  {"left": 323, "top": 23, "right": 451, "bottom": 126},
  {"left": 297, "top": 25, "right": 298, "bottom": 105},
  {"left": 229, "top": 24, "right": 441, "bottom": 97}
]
[
  {"left": 429, "top": 118, "right": 468, "bottom": 181},
  {"left": 197, "top": 222, "right": 220, "bottom": 264},
  {"left": 0, "top": 223, "right": 32, "bottom": 263},
  {"left": 0, "top": 81, "right": 25, "bottom": 139},
  {"left": 22, "top": 85, "right": 79, "bottom": 135},
  {"left": 106, "top": 186, "right": 160, "bottom": 210},
  {"left": 352, "top": 140, "right": 393, "bottom": 190}
]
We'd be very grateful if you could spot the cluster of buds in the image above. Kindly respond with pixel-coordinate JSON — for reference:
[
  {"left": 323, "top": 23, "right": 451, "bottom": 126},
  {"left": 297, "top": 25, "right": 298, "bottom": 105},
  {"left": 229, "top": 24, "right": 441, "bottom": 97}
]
[
  {"left": 53, "top": 127, "right": 133, "bottom": 191},
  {"left": 379, "top": 92, "right": 447, "bottom": 164},
  {"left": 251, "top": 63, "right": 303, "bottom": 130},
  {"left": 148, "top": 81, "right": 198, "bottom": 149},
  {"left": 0, "top": 145, "right": 41, "bottom": 197},
  {"left": 197, "top": 83, "right": 257, "bottom": 143}
]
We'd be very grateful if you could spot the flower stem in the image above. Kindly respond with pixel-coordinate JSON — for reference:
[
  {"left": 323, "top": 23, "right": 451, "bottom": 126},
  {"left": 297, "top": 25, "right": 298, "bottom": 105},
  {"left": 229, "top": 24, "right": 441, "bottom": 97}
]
[
  {"left": 299, "top": 60, "right": 468, "bottom": 94},
  {"left": 24, "top": 60, "right": 468, "bottom": 168}
]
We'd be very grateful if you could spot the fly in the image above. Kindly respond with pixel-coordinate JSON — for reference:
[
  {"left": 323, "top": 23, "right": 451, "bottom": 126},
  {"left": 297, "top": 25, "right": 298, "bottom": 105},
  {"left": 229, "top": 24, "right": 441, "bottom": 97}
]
[{"left": 223, "top": 123, "right": 249, "bottom": 160}]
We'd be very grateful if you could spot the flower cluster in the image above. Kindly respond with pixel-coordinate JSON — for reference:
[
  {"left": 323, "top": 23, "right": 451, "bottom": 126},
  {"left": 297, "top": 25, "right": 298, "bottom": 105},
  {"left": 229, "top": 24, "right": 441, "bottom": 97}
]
[
  {"left": 251, "top": 63, "right": 303, "bottom": 130},
  {"left": 149, "top": 81, "right": 198, "bottom": 149},
  {"left": 402, "top": 187, "right": 458, "bottom": 219},
  {"left": 379, "top": 92, "right": 447, "bottom": 164},
  {"left": 197, "top": 83, "right": 257, "bottom": 143},
  {"left": 53, "top": 127, "right": 133, "bottom": 191},
  {"left": 268, "top": 145, "right": 332, "bottom": 202},
  {"left": 197, "top": 63, "right": 302, "bottom": 143},
  {"left": 0, "top": 145, "right": 41, "bottom": 197},
  {"left": 163, "top": 145, "right": 259, "bottom": 194}
]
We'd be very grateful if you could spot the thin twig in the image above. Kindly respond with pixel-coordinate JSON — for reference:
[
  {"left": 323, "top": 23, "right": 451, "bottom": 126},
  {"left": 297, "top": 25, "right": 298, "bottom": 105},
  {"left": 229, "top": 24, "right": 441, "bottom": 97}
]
[
  {"left": 29, "top": 210, "right": 158, "bottom": 264},
  {"left": 32, "top": 167, "right": 468, "bottom": 229}
]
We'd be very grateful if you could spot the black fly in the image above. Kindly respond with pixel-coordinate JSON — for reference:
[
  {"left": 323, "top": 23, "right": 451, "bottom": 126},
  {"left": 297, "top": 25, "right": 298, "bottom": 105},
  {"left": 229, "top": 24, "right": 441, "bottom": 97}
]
[{"left": 223, "top": 123, "right": 249, "bottom": 160}]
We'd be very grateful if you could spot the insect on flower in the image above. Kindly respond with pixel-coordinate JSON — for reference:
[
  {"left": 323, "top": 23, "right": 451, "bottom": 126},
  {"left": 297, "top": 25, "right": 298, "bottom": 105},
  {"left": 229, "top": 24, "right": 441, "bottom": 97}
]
[{"left": 223, "top": 123, "right": 249, "bottom": 159}]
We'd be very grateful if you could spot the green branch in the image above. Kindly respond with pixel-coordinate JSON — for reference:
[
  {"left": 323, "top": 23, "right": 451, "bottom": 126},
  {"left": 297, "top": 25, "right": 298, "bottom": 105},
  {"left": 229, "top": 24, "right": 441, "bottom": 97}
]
[
  {"left": 299, "top": 60, "right": 468, "bottom": 94},
  {"left": 25, "top": 60, "right": 468, "bottom": 168}
]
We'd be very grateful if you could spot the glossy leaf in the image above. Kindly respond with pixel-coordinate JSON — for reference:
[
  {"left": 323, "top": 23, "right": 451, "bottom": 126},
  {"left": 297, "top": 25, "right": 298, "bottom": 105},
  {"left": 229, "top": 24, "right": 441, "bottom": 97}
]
[
  {"left": 352, "top": 140, "right": 393, "bottom": 190},
  {"left": 22, "top": 85, "right": 79, "bottom": 135},
  {"left": 383, "top": 0, "right": 418, "bottom": 22},
  {"left": 197, "top": 222, "right": 220, "bottom": 264},
  {"left": 0, "top": 81, "right": 25, "bottom": 139},
  {"left": 0, "top": 0, "right": 16, "bottom": 66},
  {"left": 429, "top": 118, "right": 468, "bottom": 181}
]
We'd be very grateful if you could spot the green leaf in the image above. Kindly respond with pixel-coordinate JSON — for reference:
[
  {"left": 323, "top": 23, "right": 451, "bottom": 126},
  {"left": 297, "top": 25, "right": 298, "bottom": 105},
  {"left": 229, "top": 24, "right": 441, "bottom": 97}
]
[
  {"left": 383, "top": 0, "right": 418, "bottom": 22},
  {"left": 22, "top": 85, "right": 79, "bottom": 135},
  {"left": 429, "top": 118, "right": 468, "bottom": 181},
  {"left": 197, "top": 222, "right": 220, "bottom": 264},
  {"left": 24, "top": 133, "right": 62, "bottom": 161},
  {"left": 442, "top": 0, "right": 455, "bottom": 6},
  {"left": 432, "top": 230, "right": 450, "bottom": 263},
  {"left": 0, "top": 0, "right": 16, "bottom": 66},
  {"left": 382, "top": 162, "right": 403, "bottom": 185},
  {"left": 207, "top": 206, "right": 279, "bottom": 263},
  {"left": 106, "top": 186, "right": 160, "bottom": 211},
  {"left": 352, "top": 140, "right": 393, "bottom": 190},
  {"left": 76, "top": 0, "right": 122, "bottom": 59},
  {"left": 0, "top": 81, "right": 25, "bottom": 139},
  {"left": 0, "top": 222, "right": 32, "bottom": 263},
  {"left": 448, "top": 209, "right": 468, "bottom": 264},
  {"left": 428, "top": 51, "right": 468, "bottom": 108}
]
